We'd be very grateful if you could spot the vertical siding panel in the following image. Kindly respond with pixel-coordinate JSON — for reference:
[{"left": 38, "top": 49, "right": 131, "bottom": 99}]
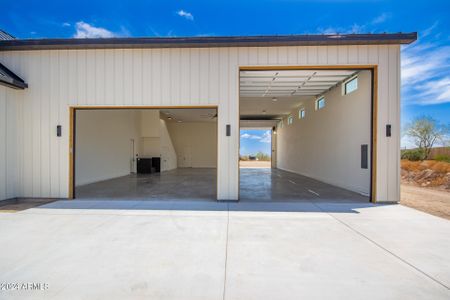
[
  {"left": 123, "top": 50, "right": 133, "bottom": 105},
  {"left": 142, "top": 50, "right": 152, "bottom": 105},
  {"left": 377, "top": 45, "right": 389, "bottom": 201},
  {"left": 327, "top": 46, "right": 338, "bottom": 65},
  {"left": 318, "top": 47, "right": 327, "bottom": 64},
  {"left": 67, "top": 50, "right": 77, "bottom": 106},
  {"left": 228, "top": 48, "right": 239, "bottom": 199},
  {"left": 278, "top": 47, "right": 288, "bottom": 64},
  {"left": 114, "top": 49, "right": 124, "bottom": 105},
  {"left": 348, "top": 46, "right": 358, "bottom": 64},
  {"left": 22, "top": 53, "right": 33, "bottom": 196},
  {"left": 199, "top": 48, "right": 209, "bottom": 104},
  {"left": 132, "top": 49, "right": 143, "bottom": 105},
  {"left": 297, "top": 47, "right": 307, "bottom": 65},
  {"left": 104, "top": 50, "right": 114, "bottom": 104},
  {"left": 59, "top": 50, "right": 69, "bottom": 197},
  {"left": 307, "top": 46, "right": 318, "bottom": 65},
  {"left": 267, "top": 47, "right": 278, "bottom": 64},
  {"left": 0, "top": 87, "right": 6, "bottom": 199},
  {"left": 337, "top": 46, "right": 348, "bottom": 64},
  {"left": 49, "top": 51, "right": 60, "bottom": 197},
  {"left": 40, "top": 52, "right": 51, "bottom": 197},
  {"left": 368, "top": 45, "right": 378, "bottom": 65},
  {"left": 257, "top": 48, "right": 268, "bottom": 65},
  {"left": 86, "top": 50, "right": 95, "bottom": 104},
  {"left": 95, "top": 49, "right": 106, "bottom": 105},
  {"left": 179, "top": 49, "right": 190, "bottom": 105},
  {"left": 77, "top": 50, "right": 87, "bottom": 105},
  {"left": 6, "top": 90, "right": 18, "bottom": 198},
  {"left": 287, "top": 47, "right": 297, "bottom": 64},
  {"left": 358, "top": 45, "right": 369, "bottom": 63},
  {"left": 161, "top": 49, "right": 171, "bottom": 105},
  {"left": 388, "top": 45, "right": 400, "bottom": 201},
  {"left": 151, "top": 49, "right": 162, "bottom": 105},
  {"left": 238, "top": 47, "right": 249, "bottom": 66},
  {"left": 209, "top": 48, "right": 220, "bottom": 104},
  {"left": 32, "top": 52, "right": 41, "bottom": 197},
  {"left": 170, "top": 48, "right": 181, "bottom": 105},
  {"left": 247, "top": 47, "right": 258, "bottom": 65},
  {"left": 217, "top": 48, "right": 229, "bottom": 199},
  {"left": 190, "top": 49, "right": 200, "bottom": 104}
]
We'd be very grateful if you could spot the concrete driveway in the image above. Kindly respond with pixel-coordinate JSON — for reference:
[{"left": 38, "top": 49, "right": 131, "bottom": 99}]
[{"left": 0, "top": 200, "right": 449, "bottom": 299}]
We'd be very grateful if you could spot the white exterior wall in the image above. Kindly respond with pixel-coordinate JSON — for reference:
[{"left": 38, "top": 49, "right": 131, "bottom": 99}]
[
  {"left": 0, "top": 86, "right": 21, "bottom": 201},
  {"left": 0, "top": 44, "right": 401, "bottom": 202},
  {"left": 276, "top": 70, "right": 372, "bottom": 195}
]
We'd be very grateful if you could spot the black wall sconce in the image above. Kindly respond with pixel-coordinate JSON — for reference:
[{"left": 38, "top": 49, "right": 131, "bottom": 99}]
[
  {"left": 57, "top": 125, "right": 62, "bottom": 137},
  {"left": 386, "top": 124, "right": 392, "bottom": 137}
]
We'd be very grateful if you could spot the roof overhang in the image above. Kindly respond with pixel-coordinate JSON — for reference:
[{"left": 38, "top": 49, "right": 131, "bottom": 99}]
[
  {"left": 0, "top": 33, "right": 417, "bottom": 51},
  {"left": 0, "top": 63, "right": 28, "bottom": 89}
]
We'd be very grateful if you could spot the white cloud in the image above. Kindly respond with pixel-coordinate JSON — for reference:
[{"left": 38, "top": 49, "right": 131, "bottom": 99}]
[
  {"left": 401, "top": 23, "right": 450, "bottom": 105},
  {"left": 73, "top": 21, "right": 115, "bottom": 38},
  {"left": 371, "top": 12, "right": 390, "bottom": 25},
  {"left": 177, "top": 10, "right": 194, "bottom": 21},
  {"left": 241, "top": 133, "right": 261, "bottom": 139},
  {"left": 62, "top": 22, "right": 71, "bottom": 27},
  {"left": 260, "top": 131, "right": 272, "bottom": 143},
  {"left": 317, "top": 12, "right": 390, "bottom": 35}
]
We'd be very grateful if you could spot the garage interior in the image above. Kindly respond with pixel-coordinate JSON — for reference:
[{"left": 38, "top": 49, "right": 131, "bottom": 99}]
[
  {"left": 74, "top": 108, "right": 218, "bottom": 201},
  {"left": 239, "top": 68, "right": 373, "bottom": 202}
]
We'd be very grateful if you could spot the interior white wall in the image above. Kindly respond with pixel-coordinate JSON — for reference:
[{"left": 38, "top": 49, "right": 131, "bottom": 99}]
[
  {"left": 0, "top": 86, "right": 20, "bottom": 201},
  {"left": 276, "top": 70, "right": 372, "bottom": 195},
  {"left": 0, "top": 44, "right": 401, "bottom": 201},
  {"left": 160, "top": 119, "right": 177, "bottom": 171},
  {"left": 168, "top": 122, "right": 217, "bottom": 168},
  {"left": 75, "top": 110, "right": 140, "bottom": 186}
]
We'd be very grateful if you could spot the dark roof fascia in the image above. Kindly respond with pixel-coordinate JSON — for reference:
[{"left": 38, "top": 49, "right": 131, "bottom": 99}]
[
  {"left": 0, "top": 63, "right": 28, "bottom": 89},
  {"left": 0, "top": 33, "right": 417, "bottom": 51}
]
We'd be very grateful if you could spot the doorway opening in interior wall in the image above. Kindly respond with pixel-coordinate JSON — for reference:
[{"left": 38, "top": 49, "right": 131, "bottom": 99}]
[
  {"left": 238, "top": 65, "right": 377, "bottom": 203},
  {"left": 69, "top": 106, "right": 218, "bottom": 201},
  {"left": 239, "top": 128, "right": 272, "bottom": 169}
]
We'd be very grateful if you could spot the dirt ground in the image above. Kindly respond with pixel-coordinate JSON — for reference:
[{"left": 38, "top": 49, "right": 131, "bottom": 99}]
[
  {"left": 239, "top": 160, "right": 271, "bottom": 168},
  {"left": 401, "top": 184, "right": 450, "bottom": 220}
]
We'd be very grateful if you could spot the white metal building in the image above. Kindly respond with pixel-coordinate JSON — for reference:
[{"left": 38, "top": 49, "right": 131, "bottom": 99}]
[{"left": 0, "top": 32, "right": 417, "bottom": 203}]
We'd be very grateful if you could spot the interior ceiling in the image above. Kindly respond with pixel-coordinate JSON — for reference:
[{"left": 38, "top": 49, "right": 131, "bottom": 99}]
[
  {"left": 240, "top": 69, "right": 357, "bottom": 119},
  {"left": 160, "top": 108, "right": 217, "bottom": 123}
]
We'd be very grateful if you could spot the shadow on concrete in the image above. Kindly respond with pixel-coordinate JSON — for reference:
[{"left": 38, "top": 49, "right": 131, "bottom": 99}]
[{"left": 29, "top": 199, "right": 394, "bottom": 214}]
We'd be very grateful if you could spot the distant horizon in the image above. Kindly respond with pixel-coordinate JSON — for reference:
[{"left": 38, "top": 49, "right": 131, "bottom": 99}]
[{"left": 240, "top": 129, "right": 272, "bottom": 157}]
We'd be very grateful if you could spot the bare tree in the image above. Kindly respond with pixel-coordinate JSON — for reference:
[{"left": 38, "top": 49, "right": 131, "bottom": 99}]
[{"left": 404, "top": 116, "right": 449, "bottom": 160}]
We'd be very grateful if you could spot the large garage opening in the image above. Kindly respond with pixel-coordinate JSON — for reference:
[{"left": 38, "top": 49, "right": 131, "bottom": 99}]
[
  {"left": 239, "top": 68, "right": 374, "bottom": 202},
  {"left": 72, "top": 108, "right": 218, "bottom": 201}
]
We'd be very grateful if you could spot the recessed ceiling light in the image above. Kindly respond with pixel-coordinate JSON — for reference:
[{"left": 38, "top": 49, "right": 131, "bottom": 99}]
[
  {"left": 262, "top": 110, "right": 267, "bottom": 114},
  {"left": 177, "top": 120, "right": 182, "bottom": 123},
  {"left": 167, "top": 117, "right": 172, "bottom": 120},
  {"left": 272, "top": 97, "right": 278, "bottom": 102}
]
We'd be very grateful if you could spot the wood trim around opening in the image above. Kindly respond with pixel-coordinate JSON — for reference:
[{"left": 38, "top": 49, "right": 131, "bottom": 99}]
[
  {"left": 68, "top": 105, "right": 219, "bottom": 200},
  {"left": 238, "top": 65, "right": 378, "bottom": 203}
]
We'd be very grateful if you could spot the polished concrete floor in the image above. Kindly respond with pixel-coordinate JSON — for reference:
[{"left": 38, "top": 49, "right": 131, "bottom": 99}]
[{"left": 76, "top": 168, "right": 369, "bottom": 202}]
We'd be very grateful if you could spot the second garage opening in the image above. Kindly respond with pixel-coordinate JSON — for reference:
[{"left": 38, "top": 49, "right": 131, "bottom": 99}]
[{"left": 239, "top": 68, "right": 373, "bottom": 202}]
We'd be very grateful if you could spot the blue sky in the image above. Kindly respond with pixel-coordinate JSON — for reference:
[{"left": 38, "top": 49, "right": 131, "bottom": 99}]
[
  {"left": 240, "top": 130, "right": 272, "bottom": 156},
  {"left": 1, "top": 0, "right": 449, "bottom": 147}
]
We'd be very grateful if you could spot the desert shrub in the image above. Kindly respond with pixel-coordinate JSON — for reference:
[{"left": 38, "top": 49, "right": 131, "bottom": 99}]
[
  {"left": 401, "top": 148, "right": 425, "bottom": 161},
  {"left": 434, "top": 154, "right": 450, "bottom": 163}
]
